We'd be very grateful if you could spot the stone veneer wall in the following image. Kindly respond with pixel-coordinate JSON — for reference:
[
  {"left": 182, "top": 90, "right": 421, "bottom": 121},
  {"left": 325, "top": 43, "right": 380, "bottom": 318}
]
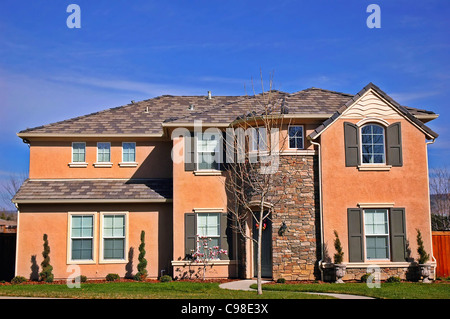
[{"left": 269, "top": 155, "right": 321, "bottom": 281}]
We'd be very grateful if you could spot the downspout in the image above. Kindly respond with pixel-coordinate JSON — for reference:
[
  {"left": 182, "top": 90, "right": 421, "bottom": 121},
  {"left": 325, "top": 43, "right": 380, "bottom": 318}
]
[
  {"left": 425, "top": 138, "right": 437, "bottom": 279},
  {"left": 13, "top": 202, "right": 20, "bottom": 278},
  {"left": 309, "top": 138, "right": 324, "bottom": 281}
]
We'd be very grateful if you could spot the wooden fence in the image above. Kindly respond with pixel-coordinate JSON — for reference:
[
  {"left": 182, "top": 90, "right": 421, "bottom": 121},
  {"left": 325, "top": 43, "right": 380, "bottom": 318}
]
[{"left": 432, "top": 231, "right": 450, "bottom": 278}]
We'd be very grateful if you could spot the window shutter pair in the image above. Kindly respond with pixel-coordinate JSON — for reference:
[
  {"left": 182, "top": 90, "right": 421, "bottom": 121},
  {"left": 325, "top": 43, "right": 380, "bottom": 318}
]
[
  {"left": 347, "top": 208, "right": 407, "bottom": 262},
  {"left": 343, "top": 122, "right": 403, "bottom": 167},
  {"left": 184, "top": 213, "right": 229, "bottom": 260},
  {"left": 184, "top": 131, "right": 229, "bottom": 171}
]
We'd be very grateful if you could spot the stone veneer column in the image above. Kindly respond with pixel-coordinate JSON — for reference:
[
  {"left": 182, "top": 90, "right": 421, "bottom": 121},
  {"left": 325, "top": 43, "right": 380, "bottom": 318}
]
[{"left": 270, "top": 155, "right": 321, "bottom": 281}]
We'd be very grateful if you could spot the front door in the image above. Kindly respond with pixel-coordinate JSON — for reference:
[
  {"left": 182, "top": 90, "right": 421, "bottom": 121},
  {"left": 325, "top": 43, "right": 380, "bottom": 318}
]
[{"left": 252, "top": 213, "right": 272, "bottom": 278}]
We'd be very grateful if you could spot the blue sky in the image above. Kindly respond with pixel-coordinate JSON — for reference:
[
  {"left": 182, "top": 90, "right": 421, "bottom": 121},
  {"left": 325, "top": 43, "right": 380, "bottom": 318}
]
[{"left": 0, "top": 0, "right": 449, "bottom": 208}]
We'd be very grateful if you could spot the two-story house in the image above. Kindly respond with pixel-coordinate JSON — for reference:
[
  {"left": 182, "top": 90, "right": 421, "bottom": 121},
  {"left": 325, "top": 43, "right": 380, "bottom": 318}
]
[{"left": 12, "top": 83, "right": 438, "bottom": 281}]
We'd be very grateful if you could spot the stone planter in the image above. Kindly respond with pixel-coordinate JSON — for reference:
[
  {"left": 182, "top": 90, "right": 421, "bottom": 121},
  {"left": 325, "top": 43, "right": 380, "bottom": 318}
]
[
  {"left": 334, "top": 264, "right": 346, "bottom": 283},
  {"left": 419, "top": 264, "right": 432, "bottom": 283}
]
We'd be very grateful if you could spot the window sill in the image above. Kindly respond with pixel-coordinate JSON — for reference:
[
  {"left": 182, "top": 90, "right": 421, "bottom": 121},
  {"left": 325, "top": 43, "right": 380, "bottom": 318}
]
[
  {"left": 281, "top": 149, "right": 316, "bottom": 156},
  {"left": 93, "top": 162, "right": 113, "bottom": 168},
  {"left": 67, "top": 259, "right": 96, "bottom": 265},
  {"left": 194, "top": 170, "right": 223, "bottom": 176},
  {"left": 68, "top": 162, "right": 88, "bottom": 168},
  {"left": 358, "top": 164, "right": 392, "bottom": 171},
  {"left": 119, "top": 162, "right": 138, "bottom": 167},
  {"left": 98, "top": 259, "right": 127, "bottom": 264}
]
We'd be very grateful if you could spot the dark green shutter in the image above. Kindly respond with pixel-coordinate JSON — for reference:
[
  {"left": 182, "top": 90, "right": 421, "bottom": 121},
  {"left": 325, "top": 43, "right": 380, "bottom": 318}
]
[
  {"left": 220, "top": 131, "right": 228, "bottom": 171},
  {"left": 344, "top": 122, "right": 360, "bottom": 167},
  {"left": 185, "top": 213, "right": 196, "bottom": 259},
  {"left": 220, "top": 213, "right": 230, "bottom": 260},
  {"left": 386, "top": 122, "right": 403, "bottom": 167},
  {"left": 184, "top": 132, "right": 195, "bottom": 171},
  {"left": 389, "top": 208, "right": 407, "bottom": 262},
  {"left": 348, "top": 208, "right": 364, "bottom": 262}
]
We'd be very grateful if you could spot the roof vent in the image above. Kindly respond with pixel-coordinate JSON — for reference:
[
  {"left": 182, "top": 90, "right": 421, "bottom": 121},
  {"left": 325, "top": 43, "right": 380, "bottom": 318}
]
[
  {"left": 131, "top": 100, "right": 135, "bottom": 104},
  {"left": 144, "top": 106, "right": 149, "bottom": 113},
  {"left": 207, "top": 91, "right": 212, "bottom": 99},
  {"left": 188, "top": 104, "right": 195, "bottom": 111}
]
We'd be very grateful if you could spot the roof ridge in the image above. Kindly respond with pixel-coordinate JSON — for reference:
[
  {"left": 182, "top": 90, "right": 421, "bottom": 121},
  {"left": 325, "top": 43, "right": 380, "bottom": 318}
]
[{"left": 291, "top": 87, "right": 354, "bottom": 97}]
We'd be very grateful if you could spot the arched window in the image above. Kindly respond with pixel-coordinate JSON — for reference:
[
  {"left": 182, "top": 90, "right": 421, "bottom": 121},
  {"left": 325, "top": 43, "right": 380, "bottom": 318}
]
[{"left": 361, "top": 124, "right": 386, "bottom": 164}]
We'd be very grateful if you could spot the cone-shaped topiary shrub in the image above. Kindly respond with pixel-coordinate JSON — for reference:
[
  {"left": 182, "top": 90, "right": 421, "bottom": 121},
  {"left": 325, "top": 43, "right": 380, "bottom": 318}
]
[
  {"left": 39, "top": 234, "right": 54, "bottom": 282},
  {"left": 134, "top": 230, "right": 148, "bottom": 281}
]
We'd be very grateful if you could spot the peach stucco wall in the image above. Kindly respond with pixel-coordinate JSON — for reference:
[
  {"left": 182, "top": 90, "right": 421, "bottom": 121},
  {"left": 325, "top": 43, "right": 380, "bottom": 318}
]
[
  {"left": 16, "top": 203, "right": 172, "bottom": 280},
  {"left": 320, "top": 117, "right": 433, "bottom": 263},
  {"left": 29, "top": 138, "right": 172, "bottom": 179},
  {"left": 171, "top": 136, "right": 234, "bottom": 278}
]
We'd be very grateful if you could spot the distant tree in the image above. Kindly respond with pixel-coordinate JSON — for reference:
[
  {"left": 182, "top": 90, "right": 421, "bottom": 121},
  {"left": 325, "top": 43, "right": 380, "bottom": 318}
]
[
  {"left": 0, "top": 172, "right": 28, "bottom": 212},
  {"left": 39, "top": 234, "right": 54, "bottom": 282},
  {"left": 429, "top": 167, "right": 450, "bottom": 230}
]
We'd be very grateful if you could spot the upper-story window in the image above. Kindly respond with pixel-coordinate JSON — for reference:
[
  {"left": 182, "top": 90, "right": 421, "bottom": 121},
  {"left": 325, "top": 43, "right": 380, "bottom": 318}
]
[
  {"left": 288, "top": 125, "right": 304, "bottom": 149},
  {"left": 361, "top": 124, "right": 385, "bottom": 164},
  {"left": 72, "top": 142, "right": 86, "bottom": 163},
  {"left": 97, "top": 142, "right": 111, "bottom": 163},
  {"left": 250, "top": 127, "right": 267, "bottom": 152},
  {"left": 122, "top": 142, "right": 136, "bottom": 162},
  {"left": 197, "top": 132, "right": 220, "bottom": 170}
]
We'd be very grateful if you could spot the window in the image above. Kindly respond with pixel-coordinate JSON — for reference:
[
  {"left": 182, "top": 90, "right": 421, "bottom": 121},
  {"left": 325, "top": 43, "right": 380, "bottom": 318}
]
[
  {"left": 97, "top": 142, "right": 111, "bottom": 163},
  {"left": 288, "top": 126, "right": 304, "bottom": 149},
  {"left": 122, "top": 142, "right": 136, "bottom": 162},
  {"left": 250, "top": 127, "right": 267, "bottom": 152},
  {"left": 102, "top": 214, "right": 126, "bottom": 260},
  {"left": 197, "top": 213, "right": 220, "bottom": 256},
  {"left": 197, "top": 133, "right": 220, "bottom": 170},
  {"left": 72, "top": 142, "right": 86, "bottom": 163},
  {"left": 70, "top": 215, "right": 93, "bottom": 261},
  {"left": 361, "top": 124, "right": 385, "bottom": 164},
  {"left": 364, "top": 209, "right": 389, "bottom": 260}
]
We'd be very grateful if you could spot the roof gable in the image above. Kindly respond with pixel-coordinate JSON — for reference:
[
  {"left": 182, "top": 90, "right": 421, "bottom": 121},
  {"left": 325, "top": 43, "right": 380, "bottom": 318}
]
[{"left": 308, "top": 83, "right": 438, "bottom": 140}]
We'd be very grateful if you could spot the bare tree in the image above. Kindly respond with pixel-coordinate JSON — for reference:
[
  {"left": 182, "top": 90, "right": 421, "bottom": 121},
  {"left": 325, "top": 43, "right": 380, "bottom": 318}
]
[
  {"left": 429, "top": 167, "right": 450, "bottom": 230},
  {"left": 224, "top": 74, "right": 294, "bottom": 294},
  {"left": 0, "top": 172, "right": 28, "bottom": 213}
]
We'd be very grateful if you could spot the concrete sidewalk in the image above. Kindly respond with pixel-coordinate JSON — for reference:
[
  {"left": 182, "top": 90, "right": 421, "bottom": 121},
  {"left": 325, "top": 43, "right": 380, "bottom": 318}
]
[{"left": 219, "top": 280, "right": 375, "bottom": 299}]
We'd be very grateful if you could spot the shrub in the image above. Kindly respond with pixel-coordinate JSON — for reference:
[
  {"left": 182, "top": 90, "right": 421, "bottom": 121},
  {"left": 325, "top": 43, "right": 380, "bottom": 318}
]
[
  {"left": 416, "top": 229, "right": 430, "bottom": 264},
  {"left": 276, "top": 278, "right": 286, "bottom": 284},
  {"left": 11, "top": 276, "right": 27, "bottom": 285},
  {"left": 333, "top": 230, "right": 344, "bottom": 264},
  {"left": 134, "top": 230, "right": 148, "bottom": 281},
  {"left": 159, "top": 275, "right": 172, "bottom": 283},
  {"left": 360, "top": 273, "right": 371, "bottom": 282},
  {"left": 385, "top": 276, "right": 401, "bottom": 283},
  {"left": 106, "top": 273, "right": 120, "bottom": 282},
  {"left": 78, "top": 275, "right": 87, "bottom": 283},
  {"left": 39, "top": 234, "right": 54, "bottom": 283}
]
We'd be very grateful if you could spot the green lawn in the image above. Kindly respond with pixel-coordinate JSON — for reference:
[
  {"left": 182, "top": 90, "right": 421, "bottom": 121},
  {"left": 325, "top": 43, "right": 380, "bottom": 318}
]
[
  {"left": 0, "top": 281, "right": 330, "bottom": 299},
  {"left": 255, "top": 282, "right": 450, "bottom": 299},
  {"left": 0, "top": 281, "right": 448, "bottom": 299}
]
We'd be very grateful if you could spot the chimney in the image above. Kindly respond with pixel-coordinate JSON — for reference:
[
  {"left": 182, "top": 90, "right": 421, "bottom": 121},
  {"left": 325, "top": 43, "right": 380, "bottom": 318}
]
[{"left": 207, "top": 91, "right": 212, "bottom": 99}]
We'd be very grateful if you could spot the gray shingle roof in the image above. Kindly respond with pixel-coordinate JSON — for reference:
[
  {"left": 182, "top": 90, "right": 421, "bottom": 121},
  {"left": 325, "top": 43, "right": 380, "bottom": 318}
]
[
  {"left": 12, "top": 179, "right": 173, "bottom": 203},
  {"left": 18, "top": 85, "right": 437, "bottom": 136}
]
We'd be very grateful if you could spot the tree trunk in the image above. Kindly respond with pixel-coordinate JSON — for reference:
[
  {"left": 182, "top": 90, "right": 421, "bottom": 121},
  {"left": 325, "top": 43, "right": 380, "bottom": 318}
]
[{"left": 257, "top": 207, "right": 264, "bottom": 295}]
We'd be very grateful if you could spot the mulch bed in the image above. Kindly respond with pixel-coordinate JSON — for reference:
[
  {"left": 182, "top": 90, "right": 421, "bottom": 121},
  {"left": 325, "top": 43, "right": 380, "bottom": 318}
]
[{"left": 0, "top": 278, "right": 237, "bottom": 286}]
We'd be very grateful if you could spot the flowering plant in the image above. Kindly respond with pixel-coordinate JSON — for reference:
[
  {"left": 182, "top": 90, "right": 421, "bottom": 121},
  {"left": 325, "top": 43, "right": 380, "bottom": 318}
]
[{"left": 190, "top": 235, "right": 228, "bottom": 280}]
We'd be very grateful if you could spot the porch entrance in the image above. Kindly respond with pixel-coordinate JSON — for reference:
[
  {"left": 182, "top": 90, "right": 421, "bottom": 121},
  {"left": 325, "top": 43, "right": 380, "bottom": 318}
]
[{"left": 252, "top": 213, "right": 272, "bottom": 278}]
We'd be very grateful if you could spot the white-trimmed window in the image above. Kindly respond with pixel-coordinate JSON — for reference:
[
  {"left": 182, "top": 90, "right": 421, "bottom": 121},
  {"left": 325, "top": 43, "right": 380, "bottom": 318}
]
[
  {"left": 364, "top": 209, "right": 390, "bottom": 260},
  {"left": 361, "top": 124, "right": 386, "bottom": 164},
  {"left": 70, "top": 214, "right": 94, "bottom": 261},
  {"left": 197, "top": 132, "right": 220, "bottom": 170},
  {"left": 197, "top": 213, "right": 220, "bottom": 256},
  {"left": 72, "top": 142, "right": 86, "bottom": 163},
  {"left": 97, "top": 142, "right": 111, "bottom": 163},
  {"left": 250, "top": 127, "right": 267, "bottom": 152},
  {"left": 101, "top": 213, "right": 127, "bottom": 261},
  {"left": 288, "top": 126, "right": 304, "bottom": 149},
  {"left": 122, "top": 142, "right": 136, "bottom": 162}
]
